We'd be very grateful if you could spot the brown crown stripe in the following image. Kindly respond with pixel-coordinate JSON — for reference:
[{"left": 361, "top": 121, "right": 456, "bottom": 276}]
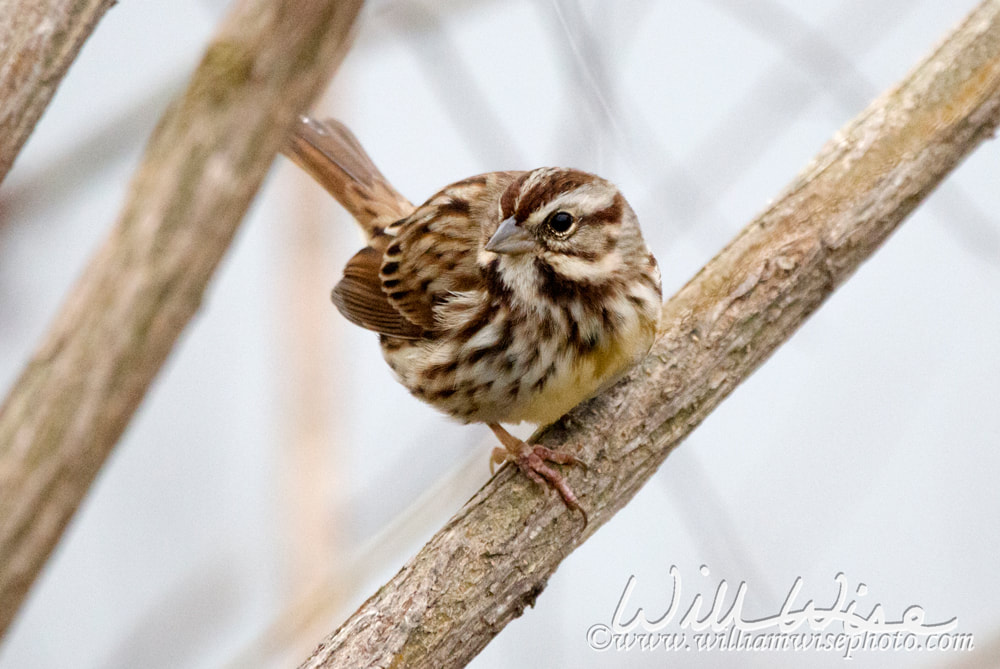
[
  {"left": 515, "top": 169, "right": 593, "bottom": 223},
  {"left": 499, "top": 172, "right": 530, "bottom": 220}
]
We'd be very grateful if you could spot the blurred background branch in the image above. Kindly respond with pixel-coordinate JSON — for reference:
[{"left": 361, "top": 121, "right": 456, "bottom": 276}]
[
  {"left": 301, "top": 2, "right": 1000, "bottom": 666},
  {"left": 0, "top": 0, "right": 116, "bottom": 185},
  {"left": 0, "top": 0, "right": 363, "bottom": 638}
]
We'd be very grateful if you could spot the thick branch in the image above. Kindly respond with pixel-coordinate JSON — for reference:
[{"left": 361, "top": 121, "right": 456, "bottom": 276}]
[
  {"left": 302, "top": 2, "right": 1000, "bottom": 667},
  {"left": 0, "top": 0, "right": 363, "bottom": 637},
  {"left": 0, "top": 0, "right": 115, "bottom": 185}
]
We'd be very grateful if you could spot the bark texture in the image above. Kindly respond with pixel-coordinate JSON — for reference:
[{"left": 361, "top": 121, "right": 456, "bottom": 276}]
[
  {"left": 0, "top": 0, "right": 116, "bottom": 185},
  {"left": 0, "top": 0, "right": 364, "bottom": 637},
  {"left": 301, "top": 2, "right": 1000, "bottom": 667}
]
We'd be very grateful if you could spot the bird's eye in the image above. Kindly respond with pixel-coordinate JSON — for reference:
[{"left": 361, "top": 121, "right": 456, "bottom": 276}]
[{"left": 546, "top": 211, "right": 575, "bottom": 234}]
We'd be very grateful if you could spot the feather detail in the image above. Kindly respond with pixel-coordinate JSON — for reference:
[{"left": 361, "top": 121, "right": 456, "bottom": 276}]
[
  {"left": 282, "top": 116, "right": 414, "bottom": 238},
  {"left": 332, "top": 246, "right": 424, "bottom": 339}
]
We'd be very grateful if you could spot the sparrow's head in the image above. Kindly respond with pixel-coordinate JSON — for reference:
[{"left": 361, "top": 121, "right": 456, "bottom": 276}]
[{"left": 485, "top": 168, "right": 652, "bottom": 286}]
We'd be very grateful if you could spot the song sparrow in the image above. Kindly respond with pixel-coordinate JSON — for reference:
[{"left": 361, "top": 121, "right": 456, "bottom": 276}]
[{"left": 283, "top": 116, "right": 662, "bottom": 523}]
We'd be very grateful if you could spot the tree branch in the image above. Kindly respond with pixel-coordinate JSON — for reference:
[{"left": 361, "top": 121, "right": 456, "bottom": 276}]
[
  {"left": 301, "top": 2, "right": 1000, "bottom": 667},
  {"left": 0, "top": 0, "right": 116, "bottom": 185},
  {"left": 0, "top": 0, "right": 364, "bottom": 638}
]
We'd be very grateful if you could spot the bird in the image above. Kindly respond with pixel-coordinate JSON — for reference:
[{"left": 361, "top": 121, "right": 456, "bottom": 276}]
[{"left": 282, "top": 116, "right": 662, "bottom": 524}]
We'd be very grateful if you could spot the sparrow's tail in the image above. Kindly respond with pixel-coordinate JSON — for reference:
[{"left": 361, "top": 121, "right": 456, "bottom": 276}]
[{"left": 282, "top": 116, "right": 414, "bottom": 240}]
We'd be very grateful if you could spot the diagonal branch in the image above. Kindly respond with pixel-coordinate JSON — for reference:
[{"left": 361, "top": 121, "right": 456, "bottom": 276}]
[
  {"left": 301, "top": 2, "right": 1000, "bottom": 667},
  {"left": 0, "top": 0, "right": 116, "bottom": 185},
  {"left": 0, "top": 0, "right": 364, "bottom": 638}
]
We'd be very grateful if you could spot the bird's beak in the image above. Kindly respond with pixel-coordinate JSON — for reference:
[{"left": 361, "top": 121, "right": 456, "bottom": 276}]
[{"left": 485, "top": 217, "right": 535, "bottom": 255}]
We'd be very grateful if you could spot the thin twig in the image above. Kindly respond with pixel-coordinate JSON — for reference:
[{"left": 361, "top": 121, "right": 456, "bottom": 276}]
[
  {"left": 0, "top": 0, "right": 364, "bottom": 638},
  {"left": 301, "top": 2, "right": 1000, "bottom": 667}
]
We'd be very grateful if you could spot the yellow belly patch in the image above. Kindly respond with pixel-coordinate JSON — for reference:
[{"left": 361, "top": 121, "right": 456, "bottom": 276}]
[{"left": 515, "top": 319, "right": 656, "bottom": 426}]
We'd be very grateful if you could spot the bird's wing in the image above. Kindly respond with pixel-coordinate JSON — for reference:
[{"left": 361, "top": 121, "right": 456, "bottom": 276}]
[{"left": 331, "top": 245, "right": 426, "bottom": 339}]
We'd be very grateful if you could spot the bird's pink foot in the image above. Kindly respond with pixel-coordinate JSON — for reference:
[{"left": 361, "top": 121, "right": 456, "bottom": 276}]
[{"left": 488, "top": 423, "right": 588, "bottom": 527}]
